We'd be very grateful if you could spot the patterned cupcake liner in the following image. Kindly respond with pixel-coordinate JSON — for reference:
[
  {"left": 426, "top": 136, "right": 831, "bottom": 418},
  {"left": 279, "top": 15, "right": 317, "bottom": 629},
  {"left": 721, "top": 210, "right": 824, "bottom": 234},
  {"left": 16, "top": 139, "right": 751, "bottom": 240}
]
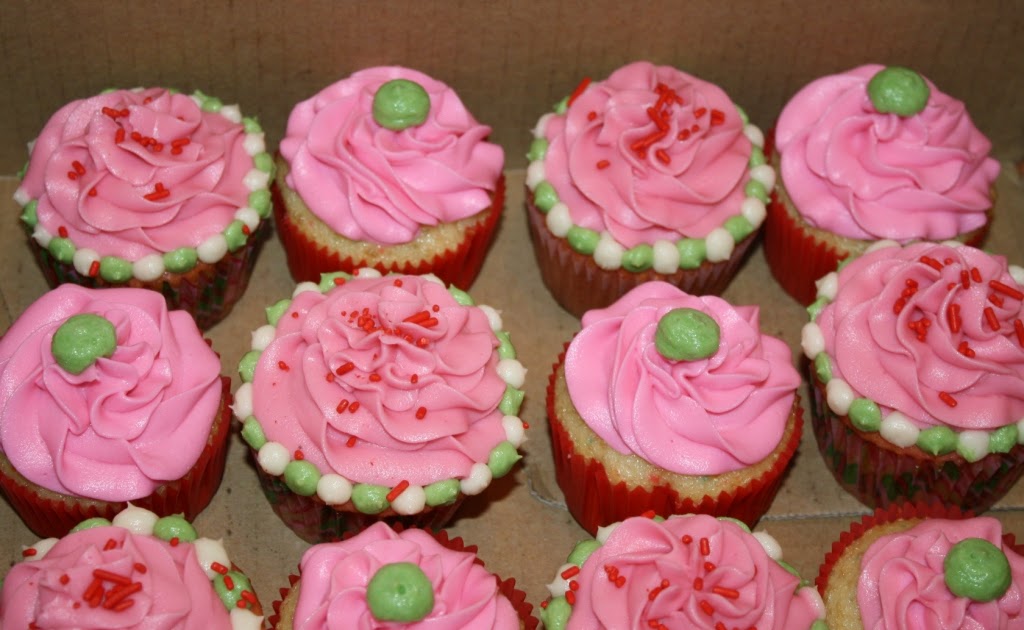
[
  {"left": 273, "top": 176, "right": 504, "bottom": 290},
  {"left": 27, "top": 221, "right": 272, "bottom": 330},
  {"left": 525, "top": 194, "right": 757, "bottom": 319},
  {"left": 0, "top": 376, "right": 232, "bottom": 538},
  {"left": 808, "top": 371, "right": 1024, "bottom": 512},
  {"left": 546, "top": 350, "right": 802, "bottom": 534},
  {"left": 267, "top": 525, "right": 538, "bottom": 629}
]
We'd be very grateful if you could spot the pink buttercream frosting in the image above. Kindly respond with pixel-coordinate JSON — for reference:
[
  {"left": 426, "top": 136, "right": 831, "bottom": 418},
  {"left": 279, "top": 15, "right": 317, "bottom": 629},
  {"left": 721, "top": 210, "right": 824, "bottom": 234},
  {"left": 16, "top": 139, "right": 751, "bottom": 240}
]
[
  {"left": 816, "top": 242, "right": 1024, "bottom": 430},
  {"left": 775, "top": 64, "right": 999, "bottom": 241},
  {"left": 0, "top": 284, "right": 223, "bottom": 501},
  {"left": 562, "top": 515, "right": 824, "bottom": 629},
  {"left": 251, "top": 275, "right": 506, "bottom": 486},
  {"left": 279, "top": 66, "right": 504, "bottom": 245},
  {"left": 0, "top": 525, "right": 231, "bottom": 629},
  {"left": 565, "top": 282, "right": 799, "bottom": 475},
  {"left": 858, "top": 517, "right": 1024, "bottom": 628},
  {"left": 18, "top": 87, "right": 255, "bottom": 259},
  {"left": 541, "top": 61, "right": 752, "bottom": 247},
  {"left": 291, "top": 522, "right": 519, "bottom": 629}
]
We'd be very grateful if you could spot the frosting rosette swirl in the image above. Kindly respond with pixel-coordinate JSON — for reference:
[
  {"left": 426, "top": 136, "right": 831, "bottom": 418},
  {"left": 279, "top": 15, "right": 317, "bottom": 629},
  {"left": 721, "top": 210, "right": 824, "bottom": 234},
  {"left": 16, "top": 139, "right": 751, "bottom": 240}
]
[
  {"left": 565, "top": 282, "right": 799, "bottom": 475},
  {"left": 858, "top": 517, "right": 1024, "bottom": 628},
  {"left": 556, "top": 515, "right": 824, "bottom": 629},
  {"left": 775, "top": 64, "right": 999, "bottom": 241},
  {"left": 542, "top": 61, "right": 752, "bottom": 247},
  {"left": 0, "top": 284, "right": 223, "bottom": 501},
  {"left": 251, "top": 275, "right": 507, "bottom": 486},
  {"left": 279, "top": 66, "right": 504, "bottom": 245},
  {"left": 816, "top": 242, "right": 1024, "bottom": 430},
  {"left": 0, "top": 525, "right": 232, "bottom": 629},
  {"left": 17, "top": 87, "right": 254, "bottom": 259},
  {"left": 291, "top": 522, "right": 519, "bottom": 629}
]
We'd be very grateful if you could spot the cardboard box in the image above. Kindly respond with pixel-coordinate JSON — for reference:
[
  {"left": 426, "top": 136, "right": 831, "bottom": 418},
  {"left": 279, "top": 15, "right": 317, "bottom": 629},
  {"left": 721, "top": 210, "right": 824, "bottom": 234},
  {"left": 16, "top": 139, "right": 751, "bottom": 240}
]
[{"left": 1, "top": 1, "right": 1022, "bottom": 623}]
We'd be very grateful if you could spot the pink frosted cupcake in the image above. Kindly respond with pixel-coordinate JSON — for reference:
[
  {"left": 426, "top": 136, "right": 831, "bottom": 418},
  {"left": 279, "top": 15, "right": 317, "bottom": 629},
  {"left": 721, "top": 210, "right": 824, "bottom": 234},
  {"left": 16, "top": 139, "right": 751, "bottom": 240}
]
[
  {"left": 0, "top": 285, "right": 230, "bottom": 538},
  {"left": 766, "top": 64, "right": 999, "bottom": 305},
  {"left": 548, "top": 282, "right": 802, "bottom": 534},
  {"left": 275, "top": 66, "right": 505, "bottom": 288},
  {"left": 13, "top": 87, "right": 273, "bottom": 329}
]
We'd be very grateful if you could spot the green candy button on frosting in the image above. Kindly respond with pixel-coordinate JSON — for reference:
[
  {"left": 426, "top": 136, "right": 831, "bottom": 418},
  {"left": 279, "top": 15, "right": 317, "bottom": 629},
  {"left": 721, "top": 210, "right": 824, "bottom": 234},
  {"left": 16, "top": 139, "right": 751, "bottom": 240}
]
[
  {"left": 655, "top": 308, "right": 720, "bottom": 361},
  {"left": 944, "top": 537, "right": 1012, "bottom": 602},
  {"left": 366, "top": 562, "right": 435, "bottom": 622},
  {"left": 373, "top": 79, "right": 431, "bottom": 131},
  {"left": 867, "top": 66, "right": 930, "bottom": 117},
  {"left": 51, "top": 313, "right": 117, "bottom": 374}
]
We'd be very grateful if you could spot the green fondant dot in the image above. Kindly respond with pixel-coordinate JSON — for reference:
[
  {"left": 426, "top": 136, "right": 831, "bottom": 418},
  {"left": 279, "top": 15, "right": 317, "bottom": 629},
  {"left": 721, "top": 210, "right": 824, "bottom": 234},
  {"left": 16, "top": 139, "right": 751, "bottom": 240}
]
[
  {"left": 241, "top": 417, "right": 267, "bottom": 450},
  {"left": 748, "top": 146, "right": 766, "bottom": 167},
  {"left": 814, "top": 353, "right": 833, "bottom": 384},
  {"left": 238, "top": 350, "right": 261, "bottom": 383},
  {"left": 223, "top": 220, "right": 248, "bottom": 252},
  {"left": 944, "top": 538, "right": 1011, "bottom": 602},
  {"left": 20, "top": 200, "right": 38, "bottom": 227},
  {"left": 213, "top": 570, "right": 251, "bottom": 611},
  {"left": 527, "top": 137, "right": 549, "bottom": 162},
  {"left": 566, "top": 226, "right": 600, "bottom": 255},
  {"left": 99, "top": 256, "right": 132, "bottom": 283},
  {"left": 677, "top": 238, "right": 706, "bottom": 270},
  {"left": 70, "top": 517, "right": 112, "bottom": 532},
  {"left": 163, "top": 247, "right": 198, "bottom": 273},
  {"left": 284, "top": 460, "right": 321, "bottom": 496},
  {"left": 447, "top": 286, "right": 474, "bottom": 306},
  {"left": 499, "top": 386, "right": 525, "bottom": 416},
  {"left": 47, "top": 237, "right": 75, "bottom": 264},
  {"left": 917, "top": 426, "right": 957, "bottom": 455},
  {"left": 424, "top": 479, "right": 460, "bottom": 506},
  {"left": 868, "top": 67, "right": 930, "bottom": 117},
  {"left": 200, "top": 95, "right": 223, "bottom": 112},
  {"left": 243, "top": 117, "right": 263, "bottom": 133},
  {"left": 366, "top": 562, "right": 435, "bottom": 622},
  {"left": 848, "top": 398, "right": 882, "bottom": 432},
  {"left": 724, "top": 215, "right": 754, "bottom": 242},
  {"left": 266, "top": 299, "right": 292, "bottom": 326},
  {"left": 253, "top": 152, "right": 274, "bottom": 173},
  {"left": 655, "top": 308, "right": 720, "bottom": 361},
  {"left": 153, "top": 515, "right": 197, "bottom": 542},
  {"left": 566, "top": 539, "right": 601, "bottom": 566},
  {"left": 553, "top": 97, "right": 569, "bottom": 115},
  {"left": 318, "top": 272, "right": 352, "bottom": 292},
  {"left": 373, "top": 79, "right": 431, "bottom": 131},
  {"left": 533, "top": 181, "right": 559, "bottom": 212},
  {"left": 807, "top": 297, "right": 830, "bottom": 322},
  {"left": 990, "top": 424, "right": 1019, "bottom": 454},
  {"left": 621, "top": 244, "right": 654, "bottom": 272},
  {"left": 745, "top": 179, "right": 769, "bottom": 203},
  {"left": 539, "top": 596, "right": 571, "bottom": 630},
  {"left": 717, "top": 516, "right": 751, "bottom": 533},
  {"left": 487, "top": 441, "right": 521, "bottom": 478},
  {"left": 249, "top": 189, "right": 272, "bottom": 218},
  {"left": 352, "top": 484, "right": 390, "bottom": 514},
  {"left": 495, "top": 330, "right": 516, "bottom": 360},
  {"left": 51, "top": 314, "right": 117, "bottom": 375}
]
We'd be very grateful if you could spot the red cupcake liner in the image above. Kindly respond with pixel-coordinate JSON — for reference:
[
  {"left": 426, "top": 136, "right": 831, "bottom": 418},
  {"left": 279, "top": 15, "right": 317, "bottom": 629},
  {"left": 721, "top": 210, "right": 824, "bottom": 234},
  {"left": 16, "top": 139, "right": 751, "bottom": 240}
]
[
  {"left": 525, "top": 194, "right": 758, "bottom": 319},
  {"left": 0, "top": 376, "right": 232, "bottom": 538},
  {"left": 546, "top": 349, "right": 802, "bottom": 535},
  {"left": 27, "top": 221, "right": 272, "bottom": 330},
  {"left": 273, "top": 176, "right": 504, "bottom": 290},
  {"left": 267, "top": 524, "right": 538, "bottom": 629},
  {"left": 808, "top": 369, "right": 1024, "bottom": 512}
]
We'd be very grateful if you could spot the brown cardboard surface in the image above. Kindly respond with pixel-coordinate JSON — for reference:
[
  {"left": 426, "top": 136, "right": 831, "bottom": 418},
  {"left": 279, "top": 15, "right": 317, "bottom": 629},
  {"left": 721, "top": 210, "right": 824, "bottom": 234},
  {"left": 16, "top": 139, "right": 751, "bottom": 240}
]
[{"left": 2, "top": 166, "right": 1024, "bottom": 617}]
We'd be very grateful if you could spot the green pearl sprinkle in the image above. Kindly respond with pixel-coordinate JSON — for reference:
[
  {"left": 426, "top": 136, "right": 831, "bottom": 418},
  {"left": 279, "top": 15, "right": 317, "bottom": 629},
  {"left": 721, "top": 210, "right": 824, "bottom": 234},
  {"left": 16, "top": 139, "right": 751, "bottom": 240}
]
[
  {"left": 213, "top": 570, "right": 251, "bottom": 611},
  {"left": 944, "top": 538, "right": 1012, "bottom": 602},
  {"left": 352, "top": 484, "right": 390, "bottom": 514},
  {"left": 424, "top": 479, "right": 460, "bottom": 506},
  {"left": 99, "top": 256, "right": 132, "bottom": 283},
  {"left": 284, "top": 460, "right": 320, "bottom": 496},
  {"left": 566, "top": 539, "right": 601, "bottom": 566},
  {"left": 867, "top": 66, "right": 930, "bottom": 117},
  {"left": 533, "top": 181, "right": 559, "bottom": 212},
  {"left": 70, "top": 517, "right": 112, "bottom": 532},
  {"left": 366, "top": 562, "right": 435, "bottom": 622},
  {"left": 238, "top": 350, "right": 261, "bottom": 383},
  {"left": 372, "top": 79, "right": 431, "bottom": 131},
  {"left": 487, "top": 441, "right": 521, "bottom": 478},
  {"left": 51, "top": 314, "right": 117, "bottom": 374},
  {"left": 655, "top": 308, "right": 720, "bottom": 362},
  {"left": 153, "top": 515, "right": 198, "bottom": 543},
  {"left": 163, "top": 247, "right": 198, "bottom": 273},
  {"left": 241, "top": 417, "right": 267, "bottom": 450}
]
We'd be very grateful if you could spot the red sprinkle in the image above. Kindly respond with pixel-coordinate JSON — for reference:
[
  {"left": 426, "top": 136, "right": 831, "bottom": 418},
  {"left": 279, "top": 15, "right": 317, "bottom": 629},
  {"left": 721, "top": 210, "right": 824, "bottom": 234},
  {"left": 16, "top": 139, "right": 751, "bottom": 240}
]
[
  {"left": 1016, "top": 319, "right": 1024, "bottom": 346},
  {"left": 336, "top": 399, "right": 349, "bottom": 413},
  {"left": 346, "top": 435, "right": 357, "bottom": 447},
  {"left": 60, "top": 574, "right": 70, "bottom": 584},
  {"left": 115, "top": 128, "right": 126, "bottom": 143},
  {"left": 410, "top": 374, "right": 419, "bottom": 384},
  {"left": 103, "top": 582, "right": 142, "bottom": 608},
  {"left": 369, "top": 373, "right": 382, "bottom": 382},
  {"left": 681, "top": 535, "right": 693, "bottom": 544},
  {"left": 278, "top": 360, "right": 289, "bottom": 371},
  {"left": 349, "top": 401, "right": 360, "bottom": 413},
  {"left": 959, "top": 341, "right": 976, "bottom": 358},
  {"left": 654, "top": 148, "right": 670, "bottom": 164},
  {"left": 587, "top": 111, "right": 597, "bottom": 121},
  {"left": 211, "top": 562, "right": 229, "bottom": 575},
  {"left": 596, "top": 159, "right": 610, "bottom": 170},
  {"left": 336, "top": 362, "right": 355, "bottom": 376},
  {"left": 565, "top": 590, "right": 576, "bottom": 606},
  {"left": 561, "top": 566, "right": 581, "bottom": 579},
  {"left": 709, "top": 109, "right": 726, "bottom": 126},
  {"left": 294, "top": 450, "right": 304, "bottom": 460},
  {"left": 170, "top": 537, "right": 179, "bottom": 547},
  {"left": 677, "top": 129, "right": 691, "bottom": 140},
  {"left": 971, "top": 267, "right": 983, "bottom": 283},
  {"left": 990, "top": 280, "right": 1024, "bottom": 300},
  {"left": 694, "top": 107, "right": 707, "bottom": 118},
  {"left": 961, "top": 270, "right": 971, "bottom": 290},
  {"left": 223, "top": 575, "right": 235, "bottom": 591},
  {"left": 22, "top": 548, "right": 37, "bottom": 557},
  {"left": 386, "top": 480, "right": 411, "bottom": 502},
  {"left": 88, "top": 260, "right": 100, "bottom": 277},
  {"left": 144, "top": 183, "right": 170, "bottom": 201},
  {"left": 948, "top": 304, "right": 962, "bottom": 334},
  {"left": 640, "top": 510, "right": 657, "bottom": 519},
  {"left": 567, "top": 77, "right": 592, "bottom": 106},
  {"left": 103, "top": 539, "right": 118, "bottom": 551},
  {"left": 939, "top": 392, "right": 958, "bottom": 407},
  {"left": 712, "top": 586, "right": 740, "bottom": 599},
  {"left": 88, "top": 187, "right": 98, "bottom": 196},
  {"left": 333, "top": 277, "right": 346, "bottom": 286},
  {"left": 693, "top": 577, "right": 704, "bottom": 591},
  {"left": 415, "top": 407, "right": 427, "bottom": 420},
  {"left": 893, "top": 297, "right": 907, "bottom": 315},
  {"left": 704, "top": 561, "right": 716, "bottom": 572},
  {"left": 58, "top": 225, "right": 69, "bottom": 238},
  {"left": 919, "top": 256, "right": 944, "bottom": 271},
  {"left": 984, "top": 306, "right": 1000, "bottom": 331},
  {"left": 990, "top": 294, "right": 1005, "bottom": 307},
  {"left": 699, "top": 600, "right": 715, "bottom": 615},
  {"left": 241, "top": 590, "right": 258, "bottom": 605},
  {"left": 93, "top": 569, "right": 131, "bottom": 586},
  {"left": 72, "top": 160, "right": 86, "bottom": 175},
  {"left": 699, "top": 537, "right": 710, "bottom": 556}
]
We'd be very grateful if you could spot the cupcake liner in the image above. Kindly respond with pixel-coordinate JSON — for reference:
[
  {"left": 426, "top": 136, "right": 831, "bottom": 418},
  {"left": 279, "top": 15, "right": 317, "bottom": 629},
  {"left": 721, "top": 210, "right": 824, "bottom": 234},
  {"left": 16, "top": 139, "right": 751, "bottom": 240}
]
[
  {"left": 273, "top": 176, "right": 505, "bottom": 290},
  {"left": 27, "top": 221, "right": 272, "bottom": 330},
  {"left": 525, "top": 193, "right": 757, "bottom": 319},
  {"left": 547, "top": 350, "right": 802, "bottom": 534},
  {"left": 267, "top": 525, "right": 539, "bottom": 629},
  {"left": 808, "top": 370, "right": 1024, "bottom": 512},
  {"left": 0, "top": 376, "right": 232, "bottom": 538}
]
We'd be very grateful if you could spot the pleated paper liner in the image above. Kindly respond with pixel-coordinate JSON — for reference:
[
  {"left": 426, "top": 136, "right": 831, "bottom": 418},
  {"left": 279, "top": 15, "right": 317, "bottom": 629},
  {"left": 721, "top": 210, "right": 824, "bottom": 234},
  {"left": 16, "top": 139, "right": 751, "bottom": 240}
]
[
  {"left": 273, "top": 176, "right": 504, "bottom": 290},
  {"left": 267, "top": 524, "right": 538, "bottom": 630},
  {"left": 525, "top": 193, "right": 757, "bottom": 320},
  {"left": 0, "top": 376, "right": 232, "bottom": 539},
  {"left": 808, "top": 369, "right": 1024, "bottom": 513},
  {"left": 547, "top": 348, "right": 802, "bottom": 535},
  {"left": 27, "top": 220, "right": 272, "bottom": 331}
]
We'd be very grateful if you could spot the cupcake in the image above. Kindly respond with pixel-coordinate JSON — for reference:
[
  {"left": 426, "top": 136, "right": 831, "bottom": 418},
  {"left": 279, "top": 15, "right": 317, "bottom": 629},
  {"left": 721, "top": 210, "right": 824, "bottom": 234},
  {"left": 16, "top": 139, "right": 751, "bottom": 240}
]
[
  {"left": 525, "top": 60, "right": 773, "bottom": 318},
  {"left": 539, "top": 514, "right": 826, "bottom": 629},
  {"left": 1, "top": 505, "right": 263, "bottom": 629},
  {"left": 268, "top": 521, "right": 537, "bottom": 629},
  {"left": 766, "top": 64, "right": 1000, "bottom": 305},
  {"left": 802, "top": 241, "right": 1024, "bottom": 511},
  {"left": 817, "top": 502, "right": 1024, "bottom": 628},
  {"left": 13, "top": 86, "right": 274, "bottom": 330},
  {"left": 274, "top": 66, "right": 505, "bottom": 289},
  {"left": 232, "top": 269, "right": 527, "bottom": 542},
  {"left": 548, "top": 281, "right": 802, "bottom": 534},
  {"left": 0, "top": 284, "right": 230, "bottom": 538}
]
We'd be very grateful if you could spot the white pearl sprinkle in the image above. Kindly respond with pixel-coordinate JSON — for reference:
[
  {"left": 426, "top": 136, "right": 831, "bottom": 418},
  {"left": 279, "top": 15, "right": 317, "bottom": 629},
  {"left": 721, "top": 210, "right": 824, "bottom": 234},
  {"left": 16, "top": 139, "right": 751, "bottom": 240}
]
[
  {"left": 132, "top": 253, "right": 165, "bottom": 282},
  {"left": 866, "top": 239, "right": 900, "bottom": 253},
  {"left": 243, "top": 168, "right": 270, "bottom": 191},
  {"left": 251, "top": 325, "right": 276, "bottom": 351},
  {"left": 13, "top": 188, "right": 30, "bottom": 206},
  {"left": 72, "top": 248, "right": 101, "bottom": 277},
  {"left": 354, "top": 267, "right": 382, "bottom": 278},
  {"left": 235, "top": 207, "right": 260, "bottom": 231},
  {"left": 194, "top": 538, "right": 230, "bottom": 579},
  {"left": 815, "top": 272, "right": 839, "bottom": 301},
  {"left": 232, "top": 383, "right": 253, "bottom": 420},
  {"left": 545, "top": 202, "right": 572, "bottom": 238},
  {"left": 593, "top": 232, "right": 624, "bottom": 270},
  {"left": 243, "top": 133, "right": 266, "bottom": 156},
  {"left": 459, "top": 463, "right": 492, "bottom": 496},
  {"left": 825, "top": 378, "right": 855, "bottom": 416},
  {"left": 743, "top": 124, "right": 765, "bottom": 148},
  {"left": 704, "top": 227, "right": 735, "bottom": 263},
  {"left": 219, "top": 104, "right": 242, "bottom": 123},
  {"left": 879, "top": 411, "right": 919, "bottom": 448},
  {"left": 389, "top": 484, "right": 426, "bottom": 515},
  {"left": 749, "top": 164, "right": 776, "bottom": 192},
  {"left": 257, "top": 442, "right": 290, "bottom": 476},
  {"left": 525, "top": 162, "right": 546, "bottom": 190},
  {"left": 23, "top": 538, "right": 58, "bottom": 561},
  {"left": 502, "top": 415, "right": 527, "bottom": 448},
  {"left": 197, "top": 234, "right": 228, "bottom": 264},
  {"left": 740, "top": 197, "right": 767, "bottom": 228},
  {"left": 112, "top": 505, "right": 159, "bottom": 535},
  {"left": 317, "top": 474, "right": 353, "bottom": 506},
  {"left": 753, "top": 531, "right": 782, "bottom": 561},
  {"left": 546, "top": 563, "right": 575, "bottom": 597},
  {"left": 497, "top": 358, "right": 527, "bottom": 388},
  {"left": 801, "top": 323, "right": 825, "bottom": 360},
  {"left": 478, "top": 304, "right": 503, "bottom": 332},
  {"left": 958, "top": 430, "right": 991, "bottom": 463},
  {"left": 595, "top": 522, "right": 619, "bottom": 544},
  {"left": 292, "top": 282, "right": 320, "bottom": 297},
  {"left": 32, "top": 225, "right": 52, "bottom": 247},
  {"left": 533, "top": 113, "right": 554, "bottom": 138},
  {"left": 652, "top": 239, "right": 680, "bottom": 274}
]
